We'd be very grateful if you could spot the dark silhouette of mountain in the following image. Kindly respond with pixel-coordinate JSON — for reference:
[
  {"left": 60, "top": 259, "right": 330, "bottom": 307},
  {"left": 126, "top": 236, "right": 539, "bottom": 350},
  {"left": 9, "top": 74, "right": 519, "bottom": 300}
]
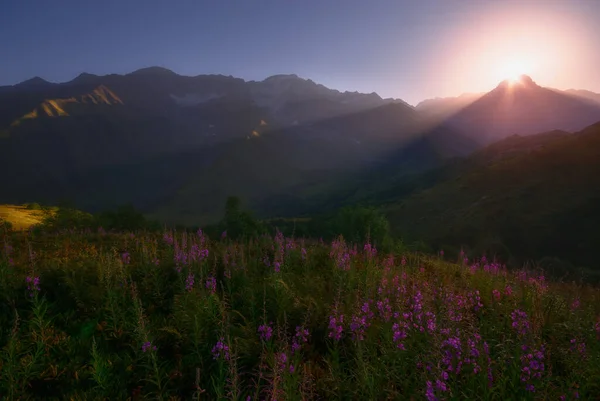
[
  {"left": 146, "top": 104, "right": 477, "bottom": 225},
  {"left": 563, "top": 89, "right": 600, "bottom": 105},
  {"left": 4, "top": 68, "right": 598, "bottom": 230},
  {"left": 381, "top": 121, "right": 600, "bottom": 268},
  {"left": 0, "top": 68, "right": 467, "bottom": 225},
  {"left": 415, "top": 92, "right": 483, "bottom": 121},
  {"left": 444, "top": 75, "right": 600, "bottom": 145},
  {"left": 67, "top": 72, "right": 101, "bottom": 85},
  {"left": 15, "top": 76, "right": 53, "bottom": 88}
]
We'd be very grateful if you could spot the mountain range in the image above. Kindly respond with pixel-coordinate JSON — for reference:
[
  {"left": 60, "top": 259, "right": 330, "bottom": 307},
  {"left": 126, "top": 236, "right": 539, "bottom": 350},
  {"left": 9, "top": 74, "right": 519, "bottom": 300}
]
[
  {"left": 383, "top": 121, "right": 600, "bottom": 268},
  {"left": 1, "top": 69, "right": 600, "bottom": 232}
]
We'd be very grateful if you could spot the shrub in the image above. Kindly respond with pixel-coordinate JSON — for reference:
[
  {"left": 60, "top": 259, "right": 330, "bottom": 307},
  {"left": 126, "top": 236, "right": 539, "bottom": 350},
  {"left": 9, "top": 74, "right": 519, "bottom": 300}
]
[
  {"left": 218, "top": 196, "right": 266, "bottom": 239},
  {"left": 0, "top": 217, "right": 12, "bottom": 231},
  {"left": 329, "top": 205, "right": 391, "bottom": 248},
  {"left": 24, "top": 202, "right": 42, "bottom": 210},
  {"left": 96, "top": 204, "right": 160, "bottom": 232}
]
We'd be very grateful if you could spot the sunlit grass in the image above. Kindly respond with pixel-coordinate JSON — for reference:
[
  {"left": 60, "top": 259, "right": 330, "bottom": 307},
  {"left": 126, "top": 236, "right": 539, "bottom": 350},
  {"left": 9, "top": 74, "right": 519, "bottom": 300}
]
[{"left": 0, "top": 205, "right": 47, "bottom": 230}]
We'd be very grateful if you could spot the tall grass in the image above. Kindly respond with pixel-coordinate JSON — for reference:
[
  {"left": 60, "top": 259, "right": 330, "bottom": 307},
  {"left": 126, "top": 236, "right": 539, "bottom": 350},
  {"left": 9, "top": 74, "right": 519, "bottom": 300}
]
[{"left": 0, "top": 227, "right": 598, "bottom": 400}]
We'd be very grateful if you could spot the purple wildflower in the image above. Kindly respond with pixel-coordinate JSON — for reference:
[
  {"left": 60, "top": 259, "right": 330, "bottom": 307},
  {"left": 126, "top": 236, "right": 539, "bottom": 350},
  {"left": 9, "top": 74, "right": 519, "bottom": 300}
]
[
  {"left": 185, "top": 272, "right": 194, "bottom": 292},
  {"left": 211, "top": 337, "right": 230, "bottom": 360},
  {"left": 425, "top": 380, "right": 437, "bottom": 401},
  {"left": 392, "top": 322, "right": 408, "bottom": 350},
  {"left": 121, "top": 252, "right": 130, "bottom": 265},
  {"left": 510, "top": 309, "right": 530, "bottom": 336},
  {"left": 569, "top": 338, "right": 587, "bottom": 358},
  {"left": 330, "top": 238, "right": 351, "bottom": 270},
  {"left": 363, "top": 242, "right": 377, "bottom": 259},
  {"left": 258, "top": 324, "right": 273, "bottom": 341},
  {"left": 292, "top": 326, "right": 310, "bottom": 353},
  {"left": 142, "top": 341, "right": 157, "bottom": 352},
  {"left": 520, "top": 344, "right": 545, "bottom": 391},
  {"left": 26, "top": 275, "right": 41, "bottom": 297},
  {"left": 350, "top": 301, "right": 374, "bottom": 341},
  {"left": 377, "top": 298, "right": 393, "bottom": 322},
  {"left": 163, "top": 232, "right": 174, "bottom": 245},
  {"left": 275, "top": 352, "right": 289, "bottom": 372},
  {"left": 205, "top": 276, "right": 217, "bottom": 293},
  {"left": 425, "top": 312, "right": 437, "bottom": 333},
  {"left": 328, "top": 310, "right": 344, "bottom": 341}
]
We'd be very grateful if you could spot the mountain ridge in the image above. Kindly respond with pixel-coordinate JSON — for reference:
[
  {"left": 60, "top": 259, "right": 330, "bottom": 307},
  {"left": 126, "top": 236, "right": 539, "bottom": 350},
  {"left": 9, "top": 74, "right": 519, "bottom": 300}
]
[{"left": 2, "top": 69, "right": 600, "bottom": 229}]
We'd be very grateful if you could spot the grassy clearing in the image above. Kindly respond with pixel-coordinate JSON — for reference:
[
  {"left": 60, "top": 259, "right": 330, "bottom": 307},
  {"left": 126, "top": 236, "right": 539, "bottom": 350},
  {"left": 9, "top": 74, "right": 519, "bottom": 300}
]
[
  {"left": 0, "top": 228, "right": 598, "bottom": 400},
  {"left": 0, "top": 205, "right": 47, "bottom": 230}
]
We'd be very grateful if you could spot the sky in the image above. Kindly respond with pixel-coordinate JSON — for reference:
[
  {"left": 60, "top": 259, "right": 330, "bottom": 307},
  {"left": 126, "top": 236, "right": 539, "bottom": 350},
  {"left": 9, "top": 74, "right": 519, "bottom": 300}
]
[{"left": 1, "top": 0, "right": 599, "bottom": 105}]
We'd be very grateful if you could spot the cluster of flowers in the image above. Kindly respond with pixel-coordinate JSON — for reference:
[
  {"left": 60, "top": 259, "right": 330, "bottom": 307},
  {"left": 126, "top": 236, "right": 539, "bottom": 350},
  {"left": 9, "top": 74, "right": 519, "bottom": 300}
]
[
  {"left": 291, "top": 326, "right": 309, "bottom": 354},
  {"left": 329, "top": 238, "right": 357, "bottom": 271},
  {"left": 141, "top": 341, "right": 157, "bottom": 353},
  {"left": 258, "top": 323, "right": 273, "bottom": 341},
  {"left": 26, "top": 275, "right": 41, "bottom": 297},
  {"left": 211, "top": 338, "right": 230, "bottom": 361},
  {"left": 519, "top": 344, "right": 545, "bottom": 392}
]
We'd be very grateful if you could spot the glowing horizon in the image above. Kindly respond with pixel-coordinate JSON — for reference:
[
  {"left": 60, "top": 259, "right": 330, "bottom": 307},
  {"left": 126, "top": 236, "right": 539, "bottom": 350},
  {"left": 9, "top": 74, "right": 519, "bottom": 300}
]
[
  {"left": 411, "top": 1, "right": 599, "bottom": 104},
  {"left": 1, "top": 0, "right": 599, "bottom": 106}
]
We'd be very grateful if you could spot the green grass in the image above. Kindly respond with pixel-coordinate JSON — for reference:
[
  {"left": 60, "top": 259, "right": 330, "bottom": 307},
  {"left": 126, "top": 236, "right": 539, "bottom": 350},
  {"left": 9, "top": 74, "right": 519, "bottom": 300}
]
[{"left": 0, "top": 227, "right": 599, "bottom": 400}]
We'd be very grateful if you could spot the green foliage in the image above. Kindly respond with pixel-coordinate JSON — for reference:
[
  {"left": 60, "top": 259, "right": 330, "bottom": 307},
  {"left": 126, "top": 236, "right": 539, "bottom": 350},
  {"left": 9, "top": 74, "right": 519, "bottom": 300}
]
[
  {"left": 364, "top": 124, "right": 600, "bottom": 270},
  {"left": 0, "top": 217, "right": 12, "bottom": 231},
  {"left": 1, "top": 229, "right": 599, "bottom": 399},
  {"left": 36, "top": 204, "right": 161, "bottom": 233},
  {"left": 217, "top": 196, "right": 267, "bottom": 239},
  {"left": 95, "top": 204, "right": 161, "bottom": 232},
  {"left": 39, "top": 206, "right": 96, "bottom": 231},
  {"left": 276, "top": 205, "right": 393, "bottom": 249},
  {"left": 329, "top": 205, "right": 391, "bottom": 247},
  {"left": 24, "top": 202, "right": 42, "bottom": 210}
]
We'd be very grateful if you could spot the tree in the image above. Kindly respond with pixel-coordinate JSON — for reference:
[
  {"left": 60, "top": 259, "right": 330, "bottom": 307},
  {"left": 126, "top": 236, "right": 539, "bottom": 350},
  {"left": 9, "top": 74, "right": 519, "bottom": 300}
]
[
  {"left": 330, "top": 206, "right": 391, "bottom": 248},
  {"left": 220, "top": 196, "right": 264, "bottom": 239}
]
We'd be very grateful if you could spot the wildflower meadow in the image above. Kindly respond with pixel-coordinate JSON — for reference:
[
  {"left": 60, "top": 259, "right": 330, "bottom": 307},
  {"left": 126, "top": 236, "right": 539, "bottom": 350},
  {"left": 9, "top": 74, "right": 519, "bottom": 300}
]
[{"left": 1, "top": 227, "right": 599, "bottom": 400}]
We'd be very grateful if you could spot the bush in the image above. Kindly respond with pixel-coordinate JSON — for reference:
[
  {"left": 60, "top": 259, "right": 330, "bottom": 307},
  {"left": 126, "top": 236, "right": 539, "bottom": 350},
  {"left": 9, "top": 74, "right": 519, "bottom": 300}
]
[
  {"left": 329, "top": 205, "right": 391, "bottom": 248},
  {"left": 217, "top": 196, "right": 266, "bottom": 240},
  {"left": 40, "top": 206, "right": 96, "bottom": 231},
  {"left": 0, "top": 218, "right": 12, "bottom": 231},
  {"left": 37, "top": 204, "right": 161, "bottom": 233},
  {"left": 96, "top": 204, "right": 160, "bottom": 232},
  {"left": 24, "top": 202, "right": 42, "bottom": 210}
]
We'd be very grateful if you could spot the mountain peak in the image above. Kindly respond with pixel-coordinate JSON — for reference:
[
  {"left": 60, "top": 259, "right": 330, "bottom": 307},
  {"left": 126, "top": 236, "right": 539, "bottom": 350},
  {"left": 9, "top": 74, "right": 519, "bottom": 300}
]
[
  {"left": 262, "top": 74, "right": 302, "bottom": 82},
  {"left": 496, "top": 74, "right": 538, "bottom": 90},
  {"left": 128, "top": 66, "right": 178, "bottom": 77},
  {"left": 68, "top": 72, "right": 100, "bottom": 85},
  {"left": 16, "top": 76, "right": 51, "bottom": 87},
  {"left": 518, "top": 74, "right": 535, "bottom": 85}
]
